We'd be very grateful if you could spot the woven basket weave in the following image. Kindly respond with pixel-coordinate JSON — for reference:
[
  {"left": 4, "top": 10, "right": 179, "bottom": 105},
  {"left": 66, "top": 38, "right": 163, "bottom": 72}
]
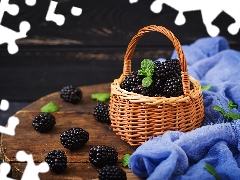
[{"left": 109, "top": 25, "right": 205, "bottom": 146}]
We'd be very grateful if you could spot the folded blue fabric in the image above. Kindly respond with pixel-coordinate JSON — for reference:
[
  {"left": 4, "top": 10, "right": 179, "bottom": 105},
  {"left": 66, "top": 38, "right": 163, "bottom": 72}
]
[{"left": 129, "top": 36, "right": 240, "bottom": 179}]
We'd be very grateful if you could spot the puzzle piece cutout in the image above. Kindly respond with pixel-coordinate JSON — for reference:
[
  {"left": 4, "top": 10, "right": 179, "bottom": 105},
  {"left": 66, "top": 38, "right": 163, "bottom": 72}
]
[
  {"left": 25, "top": 0, "right": 37, "bottom": 6},
  {"left": 0, "top": 163, "right": 16, "bottom": 180},
  {"left": 0, "top": 116, "right": 19, "bottom": 136},
  {"left": 149, "top": 0, "right": 240, "bottom": 37},
  {"left": 0, "top": 99, "right": 9, "bottom": 111},
  {"left": 16, "top": 151, "right": 49, "bottom": 180},
  {"left": 46, "top": 0, "right": 82, "bottom": 26},
  {"left": 129, "top": 0, "right": 138, "bottom": 3},
  {"left": 0, "top": 0, "right": 31, "bottom": 54}
]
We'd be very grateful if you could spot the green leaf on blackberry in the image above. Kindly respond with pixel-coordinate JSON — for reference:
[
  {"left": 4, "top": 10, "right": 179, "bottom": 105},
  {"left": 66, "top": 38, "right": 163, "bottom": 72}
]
[
  {"left": 98, "top": 165, "right": 127, "bottom": 180},
  {"left": 228, "top": 101, "right": 238, "bottom": 110},
  {"left": 122, "top": 154, "right": 131, "bottom": 168},
  {"left": 138, "top": 59, "right": 154, "bottom": 87},
  {"left": 91, "top": 93, "right": 110, "bottom": 102},
  {"left": 142, "top": 76, "right": 153, "bottom": 88},
  {"left": 138, "top": 59, "right": 154, "bottom": 77},
  {"left": 40, "top": 101, "right": 59, "bottom": 113},
  {"left": 45, "top": 150, "right": 67, "bottom": 173},
  {"left": 201, "top": 84, "right": 212, "bottom": 90}
]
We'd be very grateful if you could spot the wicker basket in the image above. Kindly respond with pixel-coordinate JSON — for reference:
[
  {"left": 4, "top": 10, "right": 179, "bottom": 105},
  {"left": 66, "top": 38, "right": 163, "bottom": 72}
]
[{"left": 109, "top": 25, "right": 205, "bottom": 146}]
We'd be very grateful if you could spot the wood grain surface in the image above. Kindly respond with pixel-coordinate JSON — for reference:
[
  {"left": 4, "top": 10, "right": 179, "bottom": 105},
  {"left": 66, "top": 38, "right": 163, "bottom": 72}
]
[
  {"left": 1, "top": 0, "right": 240, "bottom": 101},
  {"left": 1, "top": 83, "right": 143, "bottom": 180}
]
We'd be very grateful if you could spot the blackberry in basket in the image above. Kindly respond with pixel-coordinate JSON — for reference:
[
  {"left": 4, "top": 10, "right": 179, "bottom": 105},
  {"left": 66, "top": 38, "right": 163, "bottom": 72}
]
[
  {"left": 60, "top": 85, "right": 82, "bottom": 104},
  {"left": 60, "top": 127, "right": 89, "bottom": 150},
  {"left": 98, "top": 165, "right": 127, "bottom": 180},
  {"left": 45, "top": 150, "right": 67, "bottom": 173},
  {"left": 32, "top": 112, "right": 56, "bottom": 132},
  {"left": 89, "top": 145, "right": 118, "bottom": 167}
]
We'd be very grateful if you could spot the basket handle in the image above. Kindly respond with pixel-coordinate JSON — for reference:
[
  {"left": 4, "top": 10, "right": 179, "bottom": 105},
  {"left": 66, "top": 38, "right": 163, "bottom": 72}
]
[{"left": 123, "top": 25, "right": 190, "bottom": 96}]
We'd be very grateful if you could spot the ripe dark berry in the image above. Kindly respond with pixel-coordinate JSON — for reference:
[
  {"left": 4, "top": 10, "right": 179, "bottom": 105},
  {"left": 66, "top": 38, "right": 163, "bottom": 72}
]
[
  {"left": 45, "top": 150, "right": 67, "bottom": 173},
  {"left": 32, "top": 113, "right": 56, "bottom": 132},
  {"left": 163, "top": 76, "right": 184, "bottom": 97},
  {"left": 98, "top": 165, "right": 127, "bottom": 180},
  {"left": 120, "top": 71, "right": 143, "bottom": 93},
  {"left": 89, "top": 145, "right": 118, "bottom": 167},
  {"left": 93, "top": 102, "right": 111, "bottom": 124},
  {"left": 60, "top": 127, "right": 89, "bottom": 150},
  {"left": 60, "top": 85, "right": 82, "bottom": 104}
]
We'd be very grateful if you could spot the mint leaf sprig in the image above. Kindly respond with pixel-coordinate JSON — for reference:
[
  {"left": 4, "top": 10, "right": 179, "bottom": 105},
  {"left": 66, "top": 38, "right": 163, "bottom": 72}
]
[
  {"left": 138, "top": 59, "right": 154, "bottom": 87},
  {"left": 212, "top": 101, "right": 240, "bottom": 122},
  {"left": 122, "top": 154, "right": 131, "bottom": 168}
]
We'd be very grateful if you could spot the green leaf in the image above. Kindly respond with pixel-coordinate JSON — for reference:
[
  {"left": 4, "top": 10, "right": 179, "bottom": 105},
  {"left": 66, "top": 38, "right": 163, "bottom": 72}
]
[
  {"left": 142, "top": 77, "right": 153, "bottom": 87},
  {"left": 201, "top": 84, "right": 212, "bottom": 90},
  {"left": 205, "top": 163, "right": 220, "bottom": 180},
  {"left": 91, "top": 93, "right": 110, "bottom": 102},
  {"left": 226, "top": 112, "right": 240, "bottom": 120},
  {"left": 228, "top": 101, "right": 238, "bottom": 110},
  {"left": 212, "top": 106, "right": 227, "bottom": 117},
  {"left": 122, "top": 154, "right": 131, "bottom": 168},
  {"left": 40, "top": 101, "right": 59, "bottom": 113}
]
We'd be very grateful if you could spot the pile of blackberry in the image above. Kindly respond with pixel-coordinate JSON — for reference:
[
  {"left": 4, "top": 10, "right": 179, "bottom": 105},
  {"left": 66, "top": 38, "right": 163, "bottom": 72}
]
[
  {"left": 98, "top": 165, "right": 127, "bottom": 180},
  {"left": 32, "top": 113, "right": 56, "bottom": 132},
  {"left": 93, "top": 102, "right": 111, "bottom": 124},
  {"left": 60, "top": 127, "right": 89, "bottom": 150},
  {"left": 60, "top": 85, "right": 82, "bottom": 104},
  {"left": 45, "top": 150, "right": 67, "bottom": 173},
  {"left": 120, "top": 59, "right": 192, "bottom": 98},
  {"left": 89, "top": 145, "right": 118, "bottom": 167}
]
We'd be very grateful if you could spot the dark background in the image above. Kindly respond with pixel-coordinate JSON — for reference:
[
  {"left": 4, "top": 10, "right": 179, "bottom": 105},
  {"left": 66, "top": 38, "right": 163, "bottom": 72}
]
[{"left": 0, "top": 0, "right": 240, "bottom": 123}]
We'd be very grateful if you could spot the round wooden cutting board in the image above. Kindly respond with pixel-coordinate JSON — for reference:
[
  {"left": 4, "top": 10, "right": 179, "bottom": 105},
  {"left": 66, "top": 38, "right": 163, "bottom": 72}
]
[{"left": 1, "top": 83, "right": 142, "bottom": 180}]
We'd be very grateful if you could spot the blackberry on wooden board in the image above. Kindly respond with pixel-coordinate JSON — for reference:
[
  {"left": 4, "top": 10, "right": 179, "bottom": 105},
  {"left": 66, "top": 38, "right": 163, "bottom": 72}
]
[
  {"left": 32, "top": 112, "right": 56, "bottom": 132},
  {"left": 45, "top": 150, "right": 67, "bottom": 173},
  {"left": 98, "top": 165, "right": 127, "bottom": 180},
  {"left": 60, "top": 127, "right": 89, "bottom": 150},
  {"left": 89, "top": 145, "right": 118, "bottom": 167},
  {"left": 93, "top": 102, "right": 111, "bottom": 124},
  {"left": 60, "top": 85, "right": 82, "bottom": 104}
]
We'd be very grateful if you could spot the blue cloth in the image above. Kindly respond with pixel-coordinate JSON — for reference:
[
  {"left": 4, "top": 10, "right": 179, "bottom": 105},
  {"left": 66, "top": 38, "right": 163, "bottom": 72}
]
[{"left": 129, "top": 36, "right": 240, "bottom": 179}]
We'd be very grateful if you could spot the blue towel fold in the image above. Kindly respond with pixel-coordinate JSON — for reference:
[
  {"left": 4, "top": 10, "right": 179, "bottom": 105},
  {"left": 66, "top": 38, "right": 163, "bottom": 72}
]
[{"left": 129, "top": 36, "right": 240, "bottom": 179}]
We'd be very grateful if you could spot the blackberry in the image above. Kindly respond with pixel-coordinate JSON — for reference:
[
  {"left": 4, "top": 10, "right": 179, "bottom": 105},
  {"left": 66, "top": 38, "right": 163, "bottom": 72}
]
[
  {"left": 98, "top": 165, "right": 127, "bottom": 180},
  {"left": 32, "top": 113, "right": 56, "bottom": 132},
  {"left": 60, "top": 85, "right": 82, "bottom": 104},
  {"left": 93, "top": 102, "right": 111, "bottom": 124},
  {"left": 60, "top": 127, "right": 89, "bottom": 150},
  {"left": 163, "top": 76, "right": 184, "bottom": 97},
  {"left": 120, "top": 71, "right": 143, "bottom": 93},
  {"left": 89, "top": 145, "right": 118, "bottom": 167},
  {"left": 45, "top": 150, "right": 67, "bottom": 173}
]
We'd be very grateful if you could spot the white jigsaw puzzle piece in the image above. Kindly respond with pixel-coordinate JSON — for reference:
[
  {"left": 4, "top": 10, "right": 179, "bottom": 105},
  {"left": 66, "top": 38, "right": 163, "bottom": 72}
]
[
  {"left": 16, "top": 151, "right": 49, "bottom": 180},
  {"left": 0, "top": 99, "right": 9, "bottom": 111},
  {"left": 0, "top": 116, "right": 19, "bottom": 136},
  {"left": 129, "top": 0, "right": 138, "bottom": 3},
  {"left": 0, "top": 0, "right": 31, "bottom": 54},
  {"left": 46, "top": 1, "right": 65, "bottom": 26},
  {"left": 0, "top": 163, "right": 16, "bottom": 180},
  {"left": 25, "top": 0, "right": 37, "bottom": 6},
  {"left": 149, "top": 0, "right": 240, "bottom": 37},
  {"left": 0, "top": 21, "right": 30, "bottom": 54}
]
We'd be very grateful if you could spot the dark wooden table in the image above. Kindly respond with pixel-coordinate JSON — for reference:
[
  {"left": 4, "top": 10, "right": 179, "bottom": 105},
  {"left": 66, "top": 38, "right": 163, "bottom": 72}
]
[{"left": 1, "top": 83, "right": 143, "bottom": 180}]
